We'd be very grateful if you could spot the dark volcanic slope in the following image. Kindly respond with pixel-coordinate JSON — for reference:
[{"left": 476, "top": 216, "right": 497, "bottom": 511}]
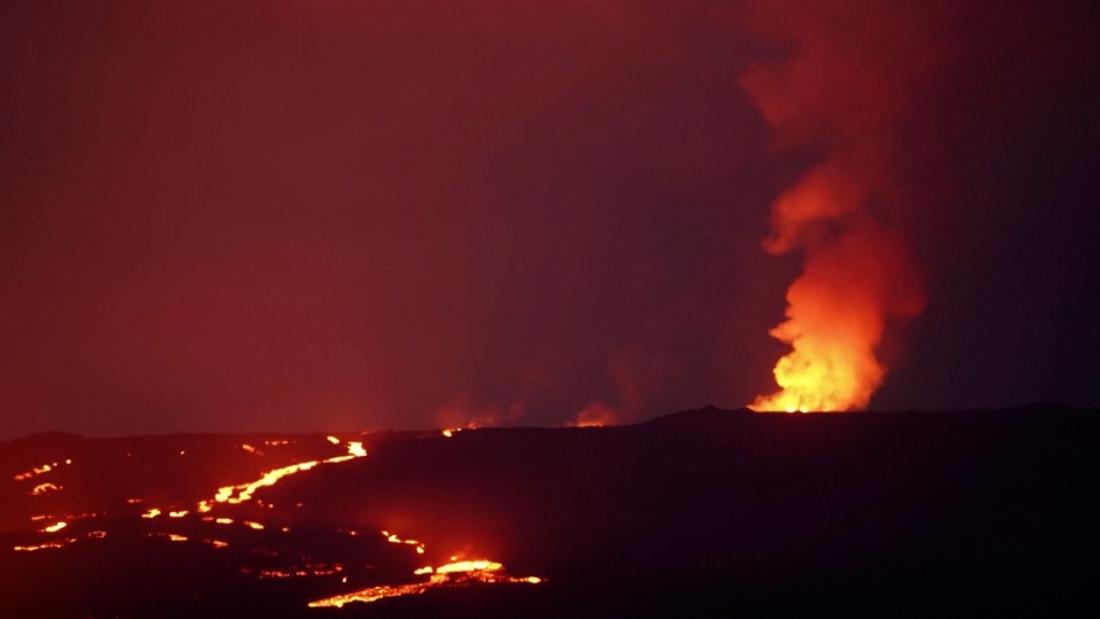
[
  {"left": 2, "top": 405, "right": 1097, "bottom": 617},
  {"left": 279, "top": 405, "right": 1099, "bottom": 615}
]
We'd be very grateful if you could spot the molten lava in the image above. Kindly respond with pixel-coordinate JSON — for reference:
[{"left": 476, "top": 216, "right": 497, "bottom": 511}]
[
  {"left": 248, "top": 563, "right": 344, "bottom": 579},
  {"left": 210, "top": 437, "right": 368, "bottom": 505},
  {"left": 30, "top": 482, "right": 61, "bottom": 496},
  {"left": 307, "top": 557, "right": 542, "bottom": 609},
  {"left": 382, "top": 530, "right": 427, "bottom": 554},
  {"left": 4, "top": 432, "right": 543, "bottom": 612},
  {"left": 13, "top": 538, "right": 76, "bottom": 552}
]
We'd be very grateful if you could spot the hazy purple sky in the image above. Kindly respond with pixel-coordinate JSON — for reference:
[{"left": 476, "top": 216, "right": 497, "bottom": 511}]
[{"left": 2, "top": 1, "right": 1098, "bottom": 436}]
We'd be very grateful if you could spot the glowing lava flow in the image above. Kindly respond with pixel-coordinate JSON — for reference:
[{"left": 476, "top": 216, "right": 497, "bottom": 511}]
[
  {"left": 307, "top": 558, "right": 542, "bottom": 609},
  {"left": 13, "top": 538, "right": 77, "bottom": 552},
  {"left": 8, "top": 436, "right": 374, "bottom": 571},
  {"left": 210, "top": 438, "right": 367, "bottom": 506},
  {"left": 30, "top": 482, "right": 61, "bottom": 496},
  {"left": 382, "top": 530, "right": 426, "bottom": 554},
  {"left": 6, "top": 432, "right": 544, "bottom": 613},
  {"left": 308, "top": 531, "right": 543, "bottom": 609},
  {"left": 213, "top": 461, "right": 319, "bottom": 505},
  {"left": 12, "top": 459, "right": 71, "bottom": 481},
  {"left": 246, "top": 564, "right": 344, "bottom": 579}
]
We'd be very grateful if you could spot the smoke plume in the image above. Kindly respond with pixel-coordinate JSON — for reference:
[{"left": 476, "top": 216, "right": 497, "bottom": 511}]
[{"left": 742, "top": 1, "right": 947, "bottom": 411}]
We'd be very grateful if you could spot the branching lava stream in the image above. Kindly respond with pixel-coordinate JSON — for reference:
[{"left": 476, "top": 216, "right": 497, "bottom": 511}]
[{"left": 5, "top": 432, "right": 543, "bottom": 611}]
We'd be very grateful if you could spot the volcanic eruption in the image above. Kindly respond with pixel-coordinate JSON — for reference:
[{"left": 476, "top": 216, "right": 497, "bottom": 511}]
[
  {"left": 742, "top": 1, "right": 940, "bottom": 412},
  {"left": 2, "top": 1, "right": 1099, "bottom": 616}
]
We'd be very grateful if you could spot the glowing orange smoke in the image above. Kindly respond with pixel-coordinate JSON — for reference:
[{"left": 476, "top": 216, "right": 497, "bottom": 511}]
[
  {"left": 570, "top": 402, "right": 617, "bottom": 427},
  {"left": 749, "top": 221, "right": 924, "bottom": 412},
  {"left": 741, "top": 2, "right": 936, "bottom": 412}
]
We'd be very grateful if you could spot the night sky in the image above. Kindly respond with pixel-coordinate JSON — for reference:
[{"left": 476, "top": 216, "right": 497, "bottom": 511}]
[{"left": 2, "top": 1, "right": 1098, "bottom": 437}]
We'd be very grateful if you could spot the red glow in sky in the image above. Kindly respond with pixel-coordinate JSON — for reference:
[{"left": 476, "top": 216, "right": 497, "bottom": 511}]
[{"left": 2, "top": 1, "right": 1099, "bottom": 435}]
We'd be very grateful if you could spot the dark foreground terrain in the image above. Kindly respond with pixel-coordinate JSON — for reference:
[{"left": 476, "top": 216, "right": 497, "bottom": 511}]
[{"left": 2, "top": 404, "right": 1097, "bottom": 617}]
